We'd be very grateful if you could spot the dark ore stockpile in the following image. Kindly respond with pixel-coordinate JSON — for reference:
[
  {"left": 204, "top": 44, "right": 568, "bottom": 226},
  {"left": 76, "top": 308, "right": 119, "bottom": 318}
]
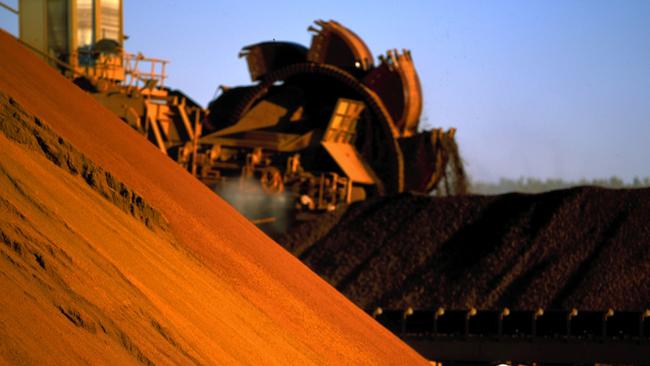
[{"left": 276, "top": 187, "right": 650, "bottom": 310}]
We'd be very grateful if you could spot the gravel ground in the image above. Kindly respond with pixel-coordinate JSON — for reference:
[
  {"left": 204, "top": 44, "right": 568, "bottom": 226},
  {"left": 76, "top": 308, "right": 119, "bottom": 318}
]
[{"left": 277, "top": 187, "right": 650, "bottom": 310}]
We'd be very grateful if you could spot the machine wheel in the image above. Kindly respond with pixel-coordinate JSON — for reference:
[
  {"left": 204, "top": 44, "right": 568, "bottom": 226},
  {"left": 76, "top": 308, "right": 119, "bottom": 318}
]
[{"left": 260, "top": 167, "right": 284, "bottom": 194}]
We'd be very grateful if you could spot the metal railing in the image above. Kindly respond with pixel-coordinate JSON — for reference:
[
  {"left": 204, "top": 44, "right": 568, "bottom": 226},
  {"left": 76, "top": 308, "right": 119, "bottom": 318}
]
[{"left": 124, "top": 52, "right": 168, "bottom": 90}]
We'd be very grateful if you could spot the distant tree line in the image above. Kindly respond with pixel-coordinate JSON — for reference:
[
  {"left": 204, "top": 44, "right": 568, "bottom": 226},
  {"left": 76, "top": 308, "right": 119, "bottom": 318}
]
[{"left": 470, "top": 176, "right": 650, "bottom": 195}]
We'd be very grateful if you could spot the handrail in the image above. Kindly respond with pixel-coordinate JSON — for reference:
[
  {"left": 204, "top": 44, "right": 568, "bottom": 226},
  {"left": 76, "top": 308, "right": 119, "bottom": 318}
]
[
  {"left": 0, "top": 1, "right": 18, "bottom": 15},
  {"left": 123, "top": 52, "right": 169, "bottom": 89},
  {"left": 9, "top": 29, "right": 168, "bottom": 92},
  {"left": 16, "top": 38, "right": 87, "bottom": 78}
]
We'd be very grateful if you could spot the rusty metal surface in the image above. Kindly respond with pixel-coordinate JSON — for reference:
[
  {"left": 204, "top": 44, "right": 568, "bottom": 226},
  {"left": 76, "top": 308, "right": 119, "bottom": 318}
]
[
  {"left": 240, "top": 41, "right": 308, "bottom": 81},
  {"left": 206, "top": 100, "right": 288, "bottom": 137},
  {"left": 399, "top": 128, "right": 464, "bottom": 193},
  {"left": 307, "top": 20, "right": 374, "bottom": 72},
  {"left": 364, "top": 50, "right": 423, "bottom": 137},
  {"left": 201, "top": 131, "right": 314, "bottom": 152},
  {"left": 322, "top": 142, "right": 376, "bottom": 184}
]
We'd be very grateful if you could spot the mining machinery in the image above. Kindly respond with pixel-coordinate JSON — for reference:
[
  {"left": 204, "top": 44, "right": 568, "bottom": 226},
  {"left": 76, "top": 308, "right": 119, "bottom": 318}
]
[
  {"left": 10, "top": 0, "right": 203, "bottom": 160},
  {"left": 196, "top": 20, "right": 466, "bottom": 223},
  {"left": 9, "top": 1, "right": 465, "bottom": 226}
]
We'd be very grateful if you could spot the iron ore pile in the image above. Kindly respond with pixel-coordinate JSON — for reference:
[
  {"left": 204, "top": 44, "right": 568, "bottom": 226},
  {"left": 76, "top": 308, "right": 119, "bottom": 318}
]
[
  {"left": 276, "top": 187, "right": 650, "bottom": 310},
  {"left": 0, "top": 30, "right": 426, "bottom": 365}
]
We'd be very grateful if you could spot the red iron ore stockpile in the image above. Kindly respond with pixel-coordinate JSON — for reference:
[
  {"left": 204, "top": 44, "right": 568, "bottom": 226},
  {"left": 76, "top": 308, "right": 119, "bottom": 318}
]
[
  {"left": 0, "top": 30, "right": 426, "bottom": 365},
  {"left": 277, "top": 188, "right": 650, "bottom": 311}
]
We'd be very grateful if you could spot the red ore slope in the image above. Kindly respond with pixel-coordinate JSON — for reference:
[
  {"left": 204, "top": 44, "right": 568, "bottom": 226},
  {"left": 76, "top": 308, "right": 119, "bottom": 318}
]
[{"left": 0, "top": 30, "right": 427, "bottom": 365}]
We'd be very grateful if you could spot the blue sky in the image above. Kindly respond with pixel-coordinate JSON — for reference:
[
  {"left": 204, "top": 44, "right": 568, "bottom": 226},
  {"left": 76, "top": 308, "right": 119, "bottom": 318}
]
[{"left": 2, "top": 0, "right": 649, "bottom": 182}]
